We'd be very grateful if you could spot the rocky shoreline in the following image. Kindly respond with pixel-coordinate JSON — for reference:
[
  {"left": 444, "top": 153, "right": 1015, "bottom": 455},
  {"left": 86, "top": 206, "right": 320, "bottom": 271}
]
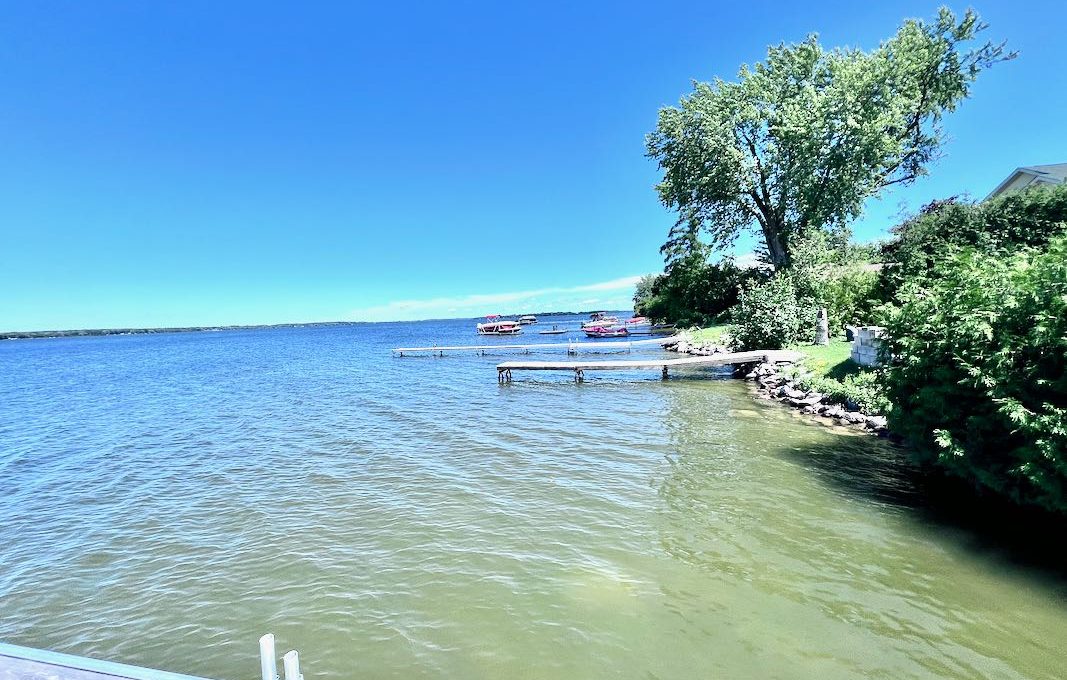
[{"left": 664, "top": 336, "right": 889, "bottom": 435}]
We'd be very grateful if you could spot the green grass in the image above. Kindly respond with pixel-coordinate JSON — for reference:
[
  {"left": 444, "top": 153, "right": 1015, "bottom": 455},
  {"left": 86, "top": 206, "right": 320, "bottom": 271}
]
[
  {"left": 684, "top": 324, "right": 730, "bottom": 345},
  {"left": 786, "top": 338, "right": 862, "bottom": 380}
]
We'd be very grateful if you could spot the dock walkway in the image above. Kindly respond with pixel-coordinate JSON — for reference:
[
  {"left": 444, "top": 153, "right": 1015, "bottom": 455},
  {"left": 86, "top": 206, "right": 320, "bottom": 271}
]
[
  {"left": 393, "top": 335, "right": 679, "bottom": 356},
  {"left": 497, "top": 349, "right": 802, "bottom": 382},
  {"left": 0, "top": 642, "right": 213, "bottom": 680}
]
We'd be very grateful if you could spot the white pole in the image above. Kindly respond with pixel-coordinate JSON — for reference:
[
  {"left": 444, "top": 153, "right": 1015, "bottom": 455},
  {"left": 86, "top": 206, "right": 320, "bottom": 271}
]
[
  {"left": 283, "top": 650, "right": 302, "bottom": 680},
  {"left": 259, "top": 635, "right": 278, "bottom": 680}
]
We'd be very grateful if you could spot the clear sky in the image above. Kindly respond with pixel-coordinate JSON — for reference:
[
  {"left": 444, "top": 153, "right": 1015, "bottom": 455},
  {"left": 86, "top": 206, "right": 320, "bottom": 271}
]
[{"left": 2, "top": 1, "right": 1065, "bottom": 330}]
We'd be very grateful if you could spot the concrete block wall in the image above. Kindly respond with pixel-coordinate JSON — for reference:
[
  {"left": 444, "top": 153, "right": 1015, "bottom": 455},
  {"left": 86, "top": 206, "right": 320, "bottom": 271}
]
[{"left": 851, "top": 326, "right": 885, "bottom": 367}]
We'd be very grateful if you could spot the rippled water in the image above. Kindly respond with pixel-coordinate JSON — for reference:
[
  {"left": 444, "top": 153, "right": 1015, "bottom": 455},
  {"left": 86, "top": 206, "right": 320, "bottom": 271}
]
[{"left": 2, "top": 318, "right": 1066, "bottom": 679}]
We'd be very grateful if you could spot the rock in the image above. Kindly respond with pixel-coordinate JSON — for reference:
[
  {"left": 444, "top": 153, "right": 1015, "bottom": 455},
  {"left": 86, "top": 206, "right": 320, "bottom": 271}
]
[
  {"left": 777, "top": 386, "right": 806, "bottom": 400},
  {"left": 744, "top": 370, "right": 757, "bottom": 380},
  {"left": 845, "top": 398, "right": 860, "bottom": 412},
  {"left": 843, "top": 411, "right": 867, "bottom": 425},
  {"left": 797, "top": 394, "right": 824, "bottom": 407},
  {"left": 866, "top": 415, "right": 888, "bottom": 430},
  {"left": 824, "top": 405, "right": 845, "bottom": 419}
]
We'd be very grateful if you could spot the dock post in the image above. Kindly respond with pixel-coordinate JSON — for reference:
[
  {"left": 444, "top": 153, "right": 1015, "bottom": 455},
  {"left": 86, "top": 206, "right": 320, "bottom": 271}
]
[
  {"left": 283, "top": 650, "right": 303, "bottom": 680},
  {"left": 662, "top": 366, "right": 668, "bottom": 380},
  {"left": 259, "top": 634, "right": 278, "bottom": 680}
]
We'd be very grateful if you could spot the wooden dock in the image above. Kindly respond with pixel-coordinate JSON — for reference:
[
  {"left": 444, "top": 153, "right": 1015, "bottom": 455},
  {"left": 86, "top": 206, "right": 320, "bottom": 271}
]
[
  {"left": 496, "top": 349, "right": 802, "bottom": 382},
  {"left": 393, "top": 335, "right": 680, "bottom": 356},
  {"left": 0, "top": 642, "right": 213, "bottom": 680}
]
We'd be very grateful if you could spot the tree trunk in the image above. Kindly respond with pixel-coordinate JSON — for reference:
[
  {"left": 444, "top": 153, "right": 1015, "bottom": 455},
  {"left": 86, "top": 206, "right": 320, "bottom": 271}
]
[{"left": 762, "top": 220, "right": 791, "bottom": 270}]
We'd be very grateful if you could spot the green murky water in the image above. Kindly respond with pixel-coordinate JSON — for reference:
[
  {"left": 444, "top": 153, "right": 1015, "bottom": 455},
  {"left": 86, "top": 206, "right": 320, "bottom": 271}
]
[{"left": 2, "top": 323, "right": 1065, "bottom": 679}]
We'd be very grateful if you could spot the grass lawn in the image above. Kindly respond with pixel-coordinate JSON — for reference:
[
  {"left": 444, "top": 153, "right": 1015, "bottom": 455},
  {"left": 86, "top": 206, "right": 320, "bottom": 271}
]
[
  {"left": 787, "top": 338, "right": 864, "bottom": 379},
  {"left": 684, "top": 324, "right": 730, "bottom": 345},
  {"left": 683, "top": 326, "right": 869, "bottom": 382}
]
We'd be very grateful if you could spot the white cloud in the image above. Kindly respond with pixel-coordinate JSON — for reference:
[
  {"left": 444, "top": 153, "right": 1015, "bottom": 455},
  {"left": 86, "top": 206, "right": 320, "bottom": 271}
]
[{"left": 348, "top": 275, "right": 643, "bottom": 322}]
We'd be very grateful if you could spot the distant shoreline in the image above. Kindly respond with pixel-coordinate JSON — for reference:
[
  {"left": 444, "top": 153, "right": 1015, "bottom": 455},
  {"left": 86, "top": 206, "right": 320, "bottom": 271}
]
[
  {"left": 0, "top": 311, "right": 629, "bottom": 341},
  {"left": 0, "top": 321, "right": 359, "bottom": 341}
]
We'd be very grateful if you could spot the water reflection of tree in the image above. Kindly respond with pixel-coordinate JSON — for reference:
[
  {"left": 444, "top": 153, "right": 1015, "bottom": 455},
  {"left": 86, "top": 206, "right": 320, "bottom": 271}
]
[{"left": 652, "top": 381, "right": 1067, "bottom": 679}]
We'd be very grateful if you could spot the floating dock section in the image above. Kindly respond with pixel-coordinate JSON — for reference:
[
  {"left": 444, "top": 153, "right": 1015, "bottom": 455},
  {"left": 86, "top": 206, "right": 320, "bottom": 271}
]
[{"left": 496, "top": 349, "right": 803, "bottom": 383}]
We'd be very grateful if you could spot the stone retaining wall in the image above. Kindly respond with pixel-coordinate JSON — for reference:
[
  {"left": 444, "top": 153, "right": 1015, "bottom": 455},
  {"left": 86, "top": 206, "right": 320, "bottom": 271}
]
[{"left": 851, "top": 326, "right": 885, "bottom": 367}]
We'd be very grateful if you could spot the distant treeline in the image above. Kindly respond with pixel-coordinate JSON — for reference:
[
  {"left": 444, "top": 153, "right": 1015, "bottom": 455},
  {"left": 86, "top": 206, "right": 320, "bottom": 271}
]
[{"left": 0, "top": 322, "right": 360, "bottom": 341}]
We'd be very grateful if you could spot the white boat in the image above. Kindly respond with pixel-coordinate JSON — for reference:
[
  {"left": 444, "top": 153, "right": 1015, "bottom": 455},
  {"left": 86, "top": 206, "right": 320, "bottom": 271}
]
[
  {"left": 538, "top": 325, "right": 567, "bottom": 335},
  {"left": 476, "top": 315, "right": 523, "bottom": 335},
  {"left": 581, "top": 312, "right": 619, "bottom": 329},
  {"left": 517, "top": 315, "right": 538, "bottom": 325}
]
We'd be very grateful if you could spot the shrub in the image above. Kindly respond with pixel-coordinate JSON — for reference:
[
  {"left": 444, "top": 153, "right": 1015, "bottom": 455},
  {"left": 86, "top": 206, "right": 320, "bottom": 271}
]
[
  {"left": 877, "top": 185, "right": 1067, "bottom": 300},
  {"left": 788, "top": 230, "right": 882, "bottom": 331},
  {"left": 635, "top": 255, "right": 761, "bottom": 325},
  {"left": 795, "top": 371, "right": 891, "bottom": 415},
  {"left": 730, "top": 275, "right": 817, "bottom": 350},
  {"left": 882, "top": 236, "right": 1067, "bottom": 512}
]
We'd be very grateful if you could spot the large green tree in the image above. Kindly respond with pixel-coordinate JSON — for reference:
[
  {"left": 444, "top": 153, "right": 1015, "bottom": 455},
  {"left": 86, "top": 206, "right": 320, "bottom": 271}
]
[{"left": 647, "top": 8, "right": 1011, "bottom": 269}]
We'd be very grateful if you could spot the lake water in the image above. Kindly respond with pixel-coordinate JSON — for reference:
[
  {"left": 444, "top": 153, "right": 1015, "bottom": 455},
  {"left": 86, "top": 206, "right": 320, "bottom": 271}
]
[{"left": 2, "top": 317, "right": 1066, "bottom": 679}]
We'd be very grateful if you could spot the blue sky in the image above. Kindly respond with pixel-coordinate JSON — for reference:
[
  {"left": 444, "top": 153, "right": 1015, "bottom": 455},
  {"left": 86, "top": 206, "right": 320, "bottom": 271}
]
[{"left": 2, "top": 1, "right": 1064, "bottom": 330}]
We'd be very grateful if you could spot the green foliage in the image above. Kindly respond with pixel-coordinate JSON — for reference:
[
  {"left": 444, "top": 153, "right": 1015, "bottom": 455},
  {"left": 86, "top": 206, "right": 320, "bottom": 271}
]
[
  {"left": 882, "top": 237, "right": 1067, "bottom": 512},
  {"left": 780, "top": 340, "right": 890, "bottom": 414},
  {"left": 729, "top": 275, "right": 817, "bottom": 350},
  {"left": 878, "top": 185, "right": 1067, "bottom": 299},
  {"left": 793, "top": 370, "right": 891, "bottom": 416},
  {"left": 634, "top": 255, "right": 759, "bottom": 326},
  {"left": 788, "top": 230, "right": 882, "bottom": 329},
  {"left": 647, "top": 8, "right": 1011, "bottom": 269}
]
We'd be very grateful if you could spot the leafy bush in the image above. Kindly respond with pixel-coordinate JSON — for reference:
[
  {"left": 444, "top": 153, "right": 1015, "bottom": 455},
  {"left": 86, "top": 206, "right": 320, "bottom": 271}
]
[
  {"left": 877, "top": 185, "right": 1067, "bottom": 300},
  {"left": 634, "top": 255, "right": 761, "bottom": 326},
  {"left": 882, "top": 236, "right": 1067, "bottom": 512},
  {"left": 730, "top": 275, "right": 817, "bottom": 350},
  {"left": 788, "top": 230, "right": 882, "bottom": 331},
  {"left": 794, "top": 371, "right": 891, "bottom": 415}
]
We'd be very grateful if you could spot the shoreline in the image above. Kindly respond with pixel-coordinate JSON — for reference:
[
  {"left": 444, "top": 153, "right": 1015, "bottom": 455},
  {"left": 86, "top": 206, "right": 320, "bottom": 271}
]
[
  {"left": 663, "top": 335, "right": 889, "bottom": 435},
  {"left": 0, "top": 321, "right": 362, "bottom": 342}
]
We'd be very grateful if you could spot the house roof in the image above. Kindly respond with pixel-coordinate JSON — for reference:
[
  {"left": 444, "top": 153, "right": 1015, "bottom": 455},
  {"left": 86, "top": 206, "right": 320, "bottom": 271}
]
[{"left": 986, "top": 162, "right": 1067, "bottom": 200}]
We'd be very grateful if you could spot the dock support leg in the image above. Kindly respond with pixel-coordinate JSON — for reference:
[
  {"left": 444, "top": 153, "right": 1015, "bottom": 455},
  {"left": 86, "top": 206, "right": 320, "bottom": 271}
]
[
  {"left": 283, "top": 650, "right": 302, "bottom": 680},
  {"left": 662, "top": 366, "right": 669, "bottom": 380},
  {"left": 260, "top": 634, "right": 278, "bottom": 680}
]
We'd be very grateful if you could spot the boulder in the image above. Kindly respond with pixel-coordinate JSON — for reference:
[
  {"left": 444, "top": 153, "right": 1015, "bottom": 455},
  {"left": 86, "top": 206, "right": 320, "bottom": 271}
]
[
  {"left": 866, "top": 415, "right": 888, "bottom": 430},
  {"left": 843, "top": 411, "right": 868, "bottom": 425},
  {"left": 777, "top": 386, "right": 806, "bottom": 400}
]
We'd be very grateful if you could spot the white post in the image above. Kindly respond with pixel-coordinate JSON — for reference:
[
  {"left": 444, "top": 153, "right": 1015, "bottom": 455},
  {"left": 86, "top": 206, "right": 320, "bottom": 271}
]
[
  {"left": 259, "top": 635, "right": 278, "bottom": 680},
  {"left": 283, "top": 650, "right": 302, "bottom": 680}
]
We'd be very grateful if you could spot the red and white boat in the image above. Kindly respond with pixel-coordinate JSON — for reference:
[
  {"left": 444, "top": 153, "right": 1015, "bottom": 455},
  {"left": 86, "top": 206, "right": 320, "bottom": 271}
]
[
  {"left": 623, "top": 316, "right": 652, "bottom": 334},
  {"left": 583, "top": 325, "right": 629, "bottom": 338},
  {"left": 476, "top": 315, "right": 523, "bottom": 335}
]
